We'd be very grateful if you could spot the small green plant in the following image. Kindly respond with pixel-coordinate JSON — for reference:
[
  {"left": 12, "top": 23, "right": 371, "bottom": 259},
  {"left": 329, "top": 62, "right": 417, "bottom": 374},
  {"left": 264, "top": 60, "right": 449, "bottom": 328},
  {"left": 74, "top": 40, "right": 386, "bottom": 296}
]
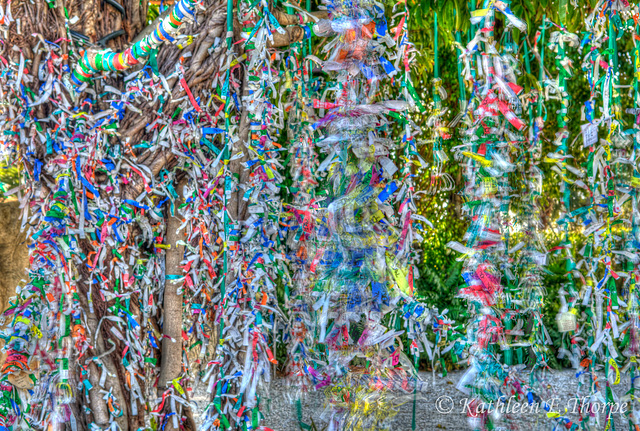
[{"left": 0, "top": 162, "right": 20, "bottom": 200}]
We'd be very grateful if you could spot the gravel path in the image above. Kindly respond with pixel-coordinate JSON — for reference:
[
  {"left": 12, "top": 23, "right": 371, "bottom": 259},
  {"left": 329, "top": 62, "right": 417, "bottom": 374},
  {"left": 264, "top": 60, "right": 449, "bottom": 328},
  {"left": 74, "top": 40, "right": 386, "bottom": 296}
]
[{"left": 192, "top": 369, "right": 634, "bottom": 430}]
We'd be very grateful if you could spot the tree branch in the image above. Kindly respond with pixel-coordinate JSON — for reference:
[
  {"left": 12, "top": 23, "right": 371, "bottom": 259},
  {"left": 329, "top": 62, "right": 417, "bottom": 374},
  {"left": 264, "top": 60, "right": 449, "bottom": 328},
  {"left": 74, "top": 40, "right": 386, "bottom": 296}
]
[
  {"left": 267, "top": 10, "right": 328, "bottom": 48},
  {"left": 269, "top": 26, "right": 307, "bottom": 48},
  {"left": 271, "top": 9, "right": 328, "bottom": 26}
]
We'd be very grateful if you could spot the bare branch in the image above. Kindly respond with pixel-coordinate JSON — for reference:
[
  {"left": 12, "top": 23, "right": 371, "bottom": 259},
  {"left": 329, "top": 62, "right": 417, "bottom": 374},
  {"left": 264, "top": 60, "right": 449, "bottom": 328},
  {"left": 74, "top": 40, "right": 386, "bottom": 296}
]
[
  {"left": 268, "top": 26, "right": 306, "bottom": 48},
  {"left": 271, "top": 9, "right": 328, "bottom": 26}
]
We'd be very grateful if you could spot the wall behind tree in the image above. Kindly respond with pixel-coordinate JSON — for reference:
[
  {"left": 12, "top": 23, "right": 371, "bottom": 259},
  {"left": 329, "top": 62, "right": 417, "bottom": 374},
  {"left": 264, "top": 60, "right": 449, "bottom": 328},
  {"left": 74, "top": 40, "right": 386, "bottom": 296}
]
[{"left": 0, "top": 201, "right": 28, "bottom": 329}]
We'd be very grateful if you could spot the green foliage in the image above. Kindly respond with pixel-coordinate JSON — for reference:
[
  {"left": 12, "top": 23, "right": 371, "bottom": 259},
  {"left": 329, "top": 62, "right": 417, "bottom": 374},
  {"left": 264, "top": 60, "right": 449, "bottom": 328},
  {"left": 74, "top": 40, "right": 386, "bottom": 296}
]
[
  {"left": 146, "top": 2, "right": 164, "bottom": 24},
  {"left": 0, "top": 162, "right": 20, "bottom": 199},
  {"left": 405, "top": 0, "right": 603, "bottom": 88},
  {"left": 540, "top": 254, "right": 569, "bottom": 368}
]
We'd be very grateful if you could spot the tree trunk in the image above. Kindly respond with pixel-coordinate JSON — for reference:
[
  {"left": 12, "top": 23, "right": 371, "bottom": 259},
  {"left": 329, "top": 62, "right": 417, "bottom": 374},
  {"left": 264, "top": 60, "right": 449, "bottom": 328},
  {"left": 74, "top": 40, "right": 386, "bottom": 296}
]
[
  {"left": 159, "top": 211, "right": 185, "bottom": 394},
  {"left": 158, "top": 188, "right": 198, "bottom": 431}
]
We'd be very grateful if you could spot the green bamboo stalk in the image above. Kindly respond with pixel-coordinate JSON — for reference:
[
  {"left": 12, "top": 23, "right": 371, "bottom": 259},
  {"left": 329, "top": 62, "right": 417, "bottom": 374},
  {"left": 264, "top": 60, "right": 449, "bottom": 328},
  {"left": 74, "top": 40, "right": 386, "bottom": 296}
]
[
  {"left": 537, "top": 15, "right": 546, "bottom": 119},
  {"left": 434, "top": 12, "right": 439, "bottom": 80},
  {"left": 455, "top": 30, "right": 466, "bottom": 105}
]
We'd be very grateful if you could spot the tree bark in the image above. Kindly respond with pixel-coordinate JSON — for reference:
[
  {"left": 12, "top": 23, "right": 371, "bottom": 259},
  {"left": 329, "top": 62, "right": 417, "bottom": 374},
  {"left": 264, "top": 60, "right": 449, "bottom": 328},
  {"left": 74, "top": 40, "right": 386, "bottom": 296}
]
[
  {"left": 158, "top": 185, "right": 189, "bottom": 431},
  {"left": 158, "top": 213, "right": 184, "bottom": 385},
  {"left": 75, "top": 271, "right": 131, "bottom": 431}
]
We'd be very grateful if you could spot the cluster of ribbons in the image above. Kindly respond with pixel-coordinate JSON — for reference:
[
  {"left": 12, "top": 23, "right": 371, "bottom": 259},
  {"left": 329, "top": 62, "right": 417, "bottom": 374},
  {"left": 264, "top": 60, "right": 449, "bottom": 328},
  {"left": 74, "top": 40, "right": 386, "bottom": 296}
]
[
  {"left": 280, "top": 12, "right": 322, "bottom": 406},
  {"left": 198, "top": 0, "right": 289, "bottom": 429},
  {"left": 19, "top": 0, "right": 640, "bottom": 430},
  {"left": 0, "top": 0, "right": 438, "bottom": 426},
  {"left": 565, "top": 1, "right": 640, "bottom": 429},
  {"left": 72, "top": 0, "right": 200, "bottom": 85},
  {"left": 0, "top": 0, "right": 224, "bottom": 430},
  {"left": 281, "top": 0, "right": 456, "bottom": 429},
  {"left": 442, "top": 1, "right": 640, "bottom": 430},
  {"left": 447, "top": 1, "right": 565, "bottom": 430}
]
